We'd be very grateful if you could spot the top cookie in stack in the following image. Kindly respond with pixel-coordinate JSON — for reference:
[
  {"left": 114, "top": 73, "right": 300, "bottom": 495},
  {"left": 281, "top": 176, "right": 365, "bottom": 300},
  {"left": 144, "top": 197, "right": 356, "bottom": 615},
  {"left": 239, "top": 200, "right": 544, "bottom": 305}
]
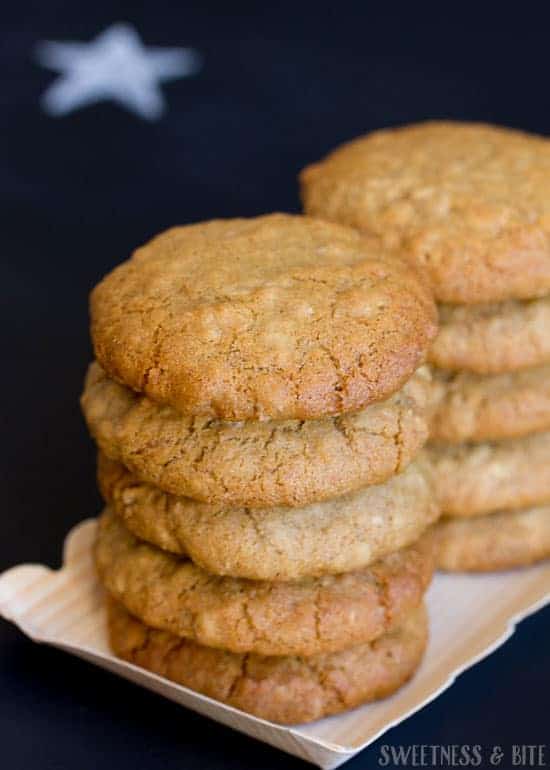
[
  {"left": 82, "top": 213, "right": 439, "bottom": 723},
  {"left": 301, "top": 121, "right": 550, "bottom": 571},
  {"left": 90, "top": 213, "right": 435, "bottom": 421}
]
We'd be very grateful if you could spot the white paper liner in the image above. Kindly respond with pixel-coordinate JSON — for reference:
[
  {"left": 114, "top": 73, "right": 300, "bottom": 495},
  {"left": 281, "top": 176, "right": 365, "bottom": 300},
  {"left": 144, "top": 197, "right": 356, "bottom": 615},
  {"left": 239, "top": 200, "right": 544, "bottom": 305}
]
[{"left": 0, "top": 519, "right": 548, "bottom": 769}]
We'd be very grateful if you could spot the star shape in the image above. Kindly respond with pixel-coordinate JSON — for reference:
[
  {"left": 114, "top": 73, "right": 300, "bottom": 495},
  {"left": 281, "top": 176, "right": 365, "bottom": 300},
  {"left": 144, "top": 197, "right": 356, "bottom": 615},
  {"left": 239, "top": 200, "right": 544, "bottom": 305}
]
[{"left": 36, "top": 23, "right": 202, "bottom": 120}]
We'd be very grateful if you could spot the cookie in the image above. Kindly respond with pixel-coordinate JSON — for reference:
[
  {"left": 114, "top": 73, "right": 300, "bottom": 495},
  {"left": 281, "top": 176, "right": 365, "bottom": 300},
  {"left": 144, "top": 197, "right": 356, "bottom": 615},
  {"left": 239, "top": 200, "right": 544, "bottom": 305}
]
[
  {"left": 82, "top": 362, "right": 432, "bottom": 508},
  {"left": 95, "top": 509, "right": 434, "bottom": 657},
  {"left": 433, "top": 506, "right": 550, "bottom": 572},
  {"left": 301, "top": 122, "right": 550, "bottom": 305},
  {"left": 430, "top": 365, "right": 550, "bottom": 444},
  {"left": 430, "top": 297, "right": 550, "bottom": 375},
  {"left": 98, "top": 453, "right": 439, "bottom": 581},
  {"left": 90, "top": 214, "right": 437, "bottom": 420},
  {"left": 107, "top": 598, "right": 428, "bottom": 724},
  {"left": 427, "top": 431, "right": 550, "bottom": 517}
]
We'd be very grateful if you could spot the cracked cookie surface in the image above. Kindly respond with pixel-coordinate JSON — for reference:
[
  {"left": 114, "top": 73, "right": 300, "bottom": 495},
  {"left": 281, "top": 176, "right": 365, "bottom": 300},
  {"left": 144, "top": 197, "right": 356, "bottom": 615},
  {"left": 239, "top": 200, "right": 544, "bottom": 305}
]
[
  {"left": 429, "top": 297, "right": 550, "bottom": 374},
  {"left": 95, "top": 509, "right": 434, "bottom": 657},
  {"left": 430, "top": 365, "right": 550, "bottom": 443},
  {"left": 301, "top": 122, "right": 550, "bottom": 304},
  {"left": 90, "top": 214, "right": 437, "bottom": 420},
  {"left": 427, "top": 431, "right": 550, "bottom": 517},
  {"left": 107, "top": 598, "right": 428, "bottom": 724},
  {"left": 98, "top": 453, "right": 439, "bottom": 581},
  {"left": 433, "top": 506, "right": 550, "bottom": 571},
  {"left": 82, "top": 362, "right": 432, "bottom": 508}
]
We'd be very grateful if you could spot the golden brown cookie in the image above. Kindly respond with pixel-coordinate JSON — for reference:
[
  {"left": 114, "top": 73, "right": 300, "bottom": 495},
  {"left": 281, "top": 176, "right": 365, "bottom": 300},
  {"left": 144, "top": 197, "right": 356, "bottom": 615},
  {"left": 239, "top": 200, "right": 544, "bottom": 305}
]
[
  {"left": 433, "top": 506, "right": 550, "bottom": 571},
  {"left": 429, "top": 297, "right": 550, "bottom": 374},
  {"left": 98, "top": 453, "right": 439, "bottom": 581},
  {"left": 107, "top": 598, "right": 428, "bottom": 724},
  {"left": 90, "top": 214, "right": 437, "bottom": 420},
  {"left": 301, "top": 122, "right": 550, "bottom": 305},
  {"left": 430, "top": 365, "right": 550, "bottom": 444},
  {"left": 82, "top": 362, "right": 432, "bottom": 508},
  {"left": 427, "top": 431, "right": 550, "bottom": 517},
  {"left": 95, "top": 509, "right": 434, "bottom": 657}
]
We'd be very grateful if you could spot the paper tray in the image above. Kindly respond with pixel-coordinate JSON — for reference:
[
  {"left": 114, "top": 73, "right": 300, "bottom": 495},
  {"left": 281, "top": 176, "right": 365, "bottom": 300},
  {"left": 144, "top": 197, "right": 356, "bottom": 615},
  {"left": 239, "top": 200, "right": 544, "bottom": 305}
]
[{"left": 0, "top": 519, "right": 548, "bottom": 769}]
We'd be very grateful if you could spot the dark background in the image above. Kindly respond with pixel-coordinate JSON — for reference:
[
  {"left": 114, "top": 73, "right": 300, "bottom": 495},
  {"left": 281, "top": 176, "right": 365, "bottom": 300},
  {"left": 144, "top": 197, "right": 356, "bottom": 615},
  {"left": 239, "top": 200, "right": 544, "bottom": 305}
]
[{"left": 2, "top": 3, "right": 549, "bottom": 768}]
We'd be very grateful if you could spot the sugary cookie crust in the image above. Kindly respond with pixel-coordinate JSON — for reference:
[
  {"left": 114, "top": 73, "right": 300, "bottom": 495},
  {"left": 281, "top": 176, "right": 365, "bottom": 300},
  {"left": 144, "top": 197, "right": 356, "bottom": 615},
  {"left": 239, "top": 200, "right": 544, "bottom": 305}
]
[
  {"left": 82, "top": 362, "right": 432, "bottom": 508},
  {"left": 91, "top": 214, "right": 437, "bottom": 420},
  {"left": 98, "top": 453, "right": 439, "bottom": 581},
  {"left": 301, "top": 122, "right": 550, "bottom": 304},
  {"left": 107, "top": 598, "right": 428, "bottom": 724},
  {"left": 95, "top": 509, "right": 434, "bottom": 657}
]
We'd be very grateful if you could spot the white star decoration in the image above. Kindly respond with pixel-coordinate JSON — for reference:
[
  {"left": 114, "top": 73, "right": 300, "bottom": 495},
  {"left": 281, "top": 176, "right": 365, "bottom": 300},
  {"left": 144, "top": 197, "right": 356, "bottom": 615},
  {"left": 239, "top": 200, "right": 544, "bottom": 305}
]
[{"left": 36, "top": 23, "right": 202, "bottom": 120}]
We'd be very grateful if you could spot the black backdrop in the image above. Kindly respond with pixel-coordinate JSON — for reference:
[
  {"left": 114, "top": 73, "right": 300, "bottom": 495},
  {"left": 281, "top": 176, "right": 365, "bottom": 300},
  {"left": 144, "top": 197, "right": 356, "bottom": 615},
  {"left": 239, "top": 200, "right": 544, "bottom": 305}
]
[{"left": 2, "top": 3, "right": 549, "bottom": 768}]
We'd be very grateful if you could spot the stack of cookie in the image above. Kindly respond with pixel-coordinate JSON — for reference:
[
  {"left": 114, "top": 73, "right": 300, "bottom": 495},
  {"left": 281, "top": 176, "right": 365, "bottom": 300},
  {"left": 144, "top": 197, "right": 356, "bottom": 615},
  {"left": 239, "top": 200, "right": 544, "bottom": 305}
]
[
  {"left": 81, "top": 213, "right": 440, "bottom": 723},
  {"left": 301, "top": 121, "right": 550, "bottom": 572}
]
